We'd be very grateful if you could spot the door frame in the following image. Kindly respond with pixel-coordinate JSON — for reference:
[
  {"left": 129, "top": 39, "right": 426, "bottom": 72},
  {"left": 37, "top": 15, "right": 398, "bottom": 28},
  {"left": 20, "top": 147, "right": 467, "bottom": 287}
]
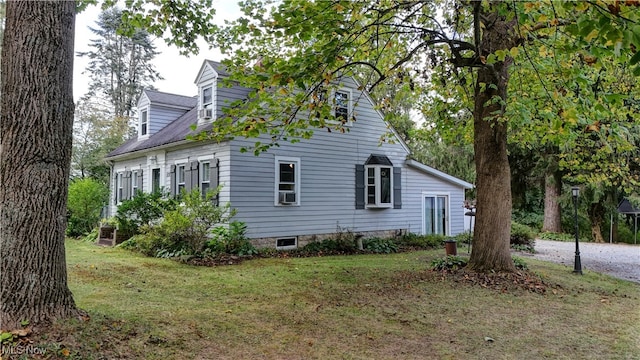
[{"left": 421, "top": 192, "right": 451, "bottom": 236}]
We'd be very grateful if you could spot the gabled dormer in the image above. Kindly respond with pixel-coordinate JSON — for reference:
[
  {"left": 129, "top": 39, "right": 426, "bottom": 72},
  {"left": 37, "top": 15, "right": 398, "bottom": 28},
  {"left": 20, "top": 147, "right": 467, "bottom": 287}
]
[
  {"left": 136, "top": 89, "right": 197, "bottom": 141},
  {"left": 194, "top": 60, "right": 226, "bottom": 126}
]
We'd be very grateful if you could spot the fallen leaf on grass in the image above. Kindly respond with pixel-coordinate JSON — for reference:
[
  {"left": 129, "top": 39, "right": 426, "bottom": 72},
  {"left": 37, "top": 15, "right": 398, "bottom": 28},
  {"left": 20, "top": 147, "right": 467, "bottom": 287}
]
[{"left": 484, "top": 337, "right": 495, "bottom": 342}]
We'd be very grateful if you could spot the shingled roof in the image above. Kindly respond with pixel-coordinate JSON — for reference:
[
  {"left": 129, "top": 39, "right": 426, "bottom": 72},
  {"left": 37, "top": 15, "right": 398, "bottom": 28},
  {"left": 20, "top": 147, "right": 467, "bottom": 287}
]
[{"left": 145, "top": 89, "right": 197, "bottom": 108}]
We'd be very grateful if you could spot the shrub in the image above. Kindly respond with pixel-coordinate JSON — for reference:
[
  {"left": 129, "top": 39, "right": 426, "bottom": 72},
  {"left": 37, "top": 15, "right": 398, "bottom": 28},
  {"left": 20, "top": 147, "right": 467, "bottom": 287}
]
[
  {"left": 363, "top": 237, "right": 398, "bottom": 254},
  {"left": 430, "top": 255, "right": 468, "bottom": 271},
  {"left": 128, "top": 188, "right": 235, "bottom": 257},
  {"left": 207, "top": 221, "right": 257, "bottom": 256},
  {"left": 67, "top": 178, "right": 109, "bottom": 236},
  {"left": 398, "top": 233, "right": 445, "bottom": 249},
  {"left": 510, "top": 222, "right": 535, "bottom": 246},
  {"left": 114, "top": 189, "right": 177, "bottom": 235},
  {"left": 512, "top": 256, "right": 528, "bottom": 270}
]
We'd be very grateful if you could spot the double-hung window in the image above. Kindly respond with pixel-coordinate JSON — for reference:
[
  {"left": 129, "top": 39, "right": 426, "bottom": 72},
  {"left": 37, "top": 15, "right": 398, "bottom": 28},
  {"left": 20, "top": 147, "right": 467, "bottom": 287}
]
[
  {"left": 140, "top": 109, "right": 148, "bottom": 136},
  {"left": 275, "top": 156, "right": 300, "bottom": 206},
  {"left": 116, "top": 173, "right": 124, "bottom": 203},
  {"left": 131, "top": 170, "right": 139, "bottom": 195},
  {"left": 366, "top": 165, "right": 392, "bottom": 208},
  {"left": 200, "top": 161, "right": 211, "bottom": 196},
  {"left": 176, "top": 164, "right": 186, "bottom": 195},
  {"left": 334, "top": 90, "right": 349, "bottom": 122}
]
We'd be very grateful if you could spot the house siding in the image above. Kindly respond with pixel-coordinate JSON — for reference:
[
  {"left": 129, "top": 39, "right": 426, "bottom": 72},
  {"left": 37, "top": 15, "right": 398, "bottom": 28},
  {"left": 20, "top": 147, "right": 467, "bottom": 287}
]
[
  {"left": 227, "top": 77, "right": 416, "bottom": 239},
  {"left": 163, "top": 142, "right": 232, "bottom": 203},
  {"left": 150, "top": 105, "right": 189, "bottom": 134}
]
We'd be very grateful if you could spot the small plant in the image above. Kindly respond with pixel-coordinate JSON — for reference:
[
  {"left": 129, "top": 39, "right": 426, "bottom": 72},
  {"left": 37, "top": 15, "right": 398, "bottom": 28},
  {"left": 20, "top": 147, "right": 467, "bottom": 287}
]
[
  {"left": 0, "top": 331, "right": 14, "bottom": 345},
  {"left": 430, "top": 255, "right": 468, "bottom": 271},
  {"left": 207, "top": 221, "right": 257, "bottom": 256},
  {"left": 512, "top": 256, "right": 528, "bottom": 270},
  {"left": 511, "top": 222, "right": 536, "bottom": 246},
  {"left": 511, "top": 243, "right": 535, "bottom": 253},
  {"left": 363, "top": 237, "right": 398, "bottom": 254}
]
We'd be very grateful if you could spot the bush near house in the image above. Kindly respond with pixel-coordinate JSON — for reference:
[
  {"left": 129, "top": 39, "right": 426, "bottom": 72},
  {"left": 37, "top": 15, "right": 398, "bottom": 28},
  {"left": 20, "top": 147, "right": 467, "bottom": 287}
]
[
  {"left": 67, "top": 178, "right": 109, "bottom": 236},
  {"left": 114, "top": 189, "right": 178, "bottom": 235},
  {"left": 118, "top": 188, "right": 254, "bottom": 258}
]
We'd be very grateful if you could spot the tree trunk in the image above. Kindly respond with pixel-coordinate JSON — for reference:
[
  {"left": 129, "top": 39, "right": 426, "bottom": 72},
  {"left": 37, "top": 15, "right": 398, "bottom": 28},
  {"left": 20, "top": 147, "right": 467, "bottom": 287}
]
[
  {"left": 468, "top": 7, "right": 517, "bottom": 273},
  {"left": 588, "top": 202, "right": 605, "bottom": 243},
  {"left": 542, "top": 171, "right": 562, "bottom": 233},
  {"left": 0, "top": 1, "right": 78, "bottom": 329}
]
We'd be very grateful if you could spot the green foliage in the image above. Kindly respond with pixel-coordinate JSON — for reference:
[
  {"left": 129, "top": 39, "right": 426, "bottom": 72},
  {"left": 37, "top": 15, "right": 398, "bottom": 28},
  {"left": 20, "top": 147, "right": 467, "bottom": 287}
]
[
  {"left": 430, "top": 255, "right": 468, "bottom": 271},
  {"left": 363, "top": 237, "right": 398, "bottom": 254},
  {"left": 398, "top": 233, "right": 446, "bottom": 249},
  {"left": 510, "top": 222, "right": 536, "bottom": 246},
  {"left": 114, "top": 190, "right": 177, "bottom": 235},
  {"left": 207, "top": 221, "right": 257, "bottom": 256},
  {"left": 67, "top": 177, "right": 109, "bottom": 236},
  {"left": 512, "top": 256, "right": 529, "bottom": 271},
  {"left": 539, "top": 232, "right": 575, "bottom": 242},
  {"left": 512, "top": 209, "right": 544, "bottom": 231},
  {"left": 135, "top": 188, "right": 234, "bottom": 257}
]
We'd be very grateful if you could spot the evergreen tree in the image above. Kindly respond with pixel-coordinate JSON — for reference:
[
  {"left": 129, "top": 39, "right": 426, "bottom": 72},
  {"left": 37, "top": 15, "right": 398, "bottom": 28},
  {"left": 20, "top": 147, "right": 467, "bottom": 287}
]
[{"left": 78, "top": 7, "right": 162, "bottom": 119}]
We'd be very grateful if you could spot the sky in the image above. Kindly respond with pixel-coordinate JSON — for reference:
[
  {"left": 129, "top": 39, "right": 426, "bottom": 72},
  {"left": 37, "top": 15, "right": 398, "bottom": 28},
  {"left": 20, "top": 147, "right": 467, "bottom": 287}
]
[{"left": 73, "top": 3, "right": 241, "bottom": 101}]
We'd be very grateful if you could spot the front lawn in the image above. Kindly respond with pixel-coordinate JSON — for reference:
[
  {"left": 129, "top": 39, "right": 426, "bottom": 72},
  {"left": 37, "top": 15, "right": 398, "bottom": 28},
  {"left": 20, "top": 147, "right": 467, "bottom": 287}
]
[{"left": 21, "top": 240, "right": 640, "bottom": 359}]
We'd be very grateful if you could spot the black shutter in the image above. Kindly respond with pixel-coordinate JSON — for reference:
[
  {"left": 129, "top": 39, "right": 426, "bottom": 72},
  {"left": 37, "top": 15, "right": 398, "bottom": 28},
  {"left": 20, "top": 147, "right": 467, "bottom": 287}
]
[
  {"left": 137, "top": 169, "right": 144, "bottom": 194},
  {"left": 186, "top": 161, "right": 198, "bottom": 192},
  {"left": 212, "top": 159, "right": 220, "bottom": 205},
  {"left": 355, "top": 164, "right": 365, "bottom": 209},
  {"left": 393, "top": 167, "right": 402, "bottom": 209},
  {"left": 123, "top": 171, "right": 132, "bottom": 200},
  {"left": 169, "top": 165, "right": 176, "bottom": 197}
]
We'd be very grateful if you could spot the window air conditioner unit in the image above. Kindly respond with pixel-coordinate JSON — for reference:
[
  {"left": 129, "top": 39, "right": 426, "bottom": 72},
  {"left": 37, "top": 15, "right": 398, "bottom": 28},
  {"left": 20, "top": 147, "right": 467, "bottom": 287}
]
[
  {"left": 279, "top": 191, "right": 296, "bottom": 204},
  {"left": 199, "top": 108, "right": 213, "bottom": 119}
]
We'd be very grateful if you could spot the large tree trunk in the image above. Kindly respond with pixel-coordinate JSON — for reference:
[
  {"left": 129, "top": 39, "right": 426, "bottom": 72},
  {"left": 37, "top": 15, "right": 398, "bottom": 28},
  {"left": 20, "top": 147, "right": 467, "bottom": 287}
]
[
  {"left": 468, "top": 7, "right": 517, "bottom": 273},
  {"left": 0, "top": 1, "right": 78, "bottom": 329},
  {"left": 542, "top": 171, "right": 562, "bottom": 233}
]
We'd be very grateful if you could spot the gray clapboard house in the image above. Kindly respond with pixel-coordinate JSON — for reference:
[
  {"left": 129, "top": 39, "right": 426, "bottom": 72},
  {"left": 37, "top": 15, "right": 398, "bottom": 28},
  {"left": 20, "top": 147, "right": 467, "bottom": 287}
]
[{"left": 105, "top": 60, "right": 473, "bottom": 249}]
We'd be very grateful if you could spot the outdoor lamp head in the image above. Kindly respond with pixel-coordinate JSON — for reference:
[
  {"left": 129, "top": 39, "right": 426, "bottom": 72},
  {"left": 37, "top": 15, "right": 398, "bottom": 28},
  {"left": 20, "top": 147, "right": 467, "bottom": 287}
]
[{"left": 572, "top": 186, "right": 580, "bottom": 198}]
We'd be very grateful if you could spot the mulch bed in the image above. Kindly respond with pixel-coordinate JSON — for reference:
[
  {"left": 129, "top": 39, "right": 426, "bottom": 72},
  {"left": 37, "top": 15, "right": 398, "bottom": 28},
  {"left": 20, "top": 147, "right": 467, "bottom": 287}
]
[{"left": 431, "top": 268, "right": 553, "bottom": 294}]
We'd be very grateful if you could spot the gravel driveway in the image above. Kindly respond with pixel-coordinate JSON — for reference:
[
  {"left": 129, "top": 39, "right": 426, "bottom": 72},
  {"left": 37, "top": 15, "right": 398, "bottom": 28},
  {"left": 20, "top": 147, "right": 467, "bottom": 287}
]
[{"left": 523, "top": 239, "right": 640, "bottom": 284}]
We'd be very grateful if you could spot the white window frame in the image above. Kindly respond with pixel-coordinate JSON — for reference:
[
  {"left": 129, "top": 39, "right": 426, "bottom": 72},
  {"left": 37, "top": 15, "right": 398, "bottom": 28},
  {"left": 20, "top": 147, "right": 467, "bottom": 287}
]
[
  {"left": 116, "top": 172, "right": 124, "bottom": 204},
  {"left": 176, "top": 164, "right": 186, "bottom": 195},
  {"left": 131, "top": 170, "right": 139, "bottom": 195},
  {"left": 151, "top": 167, "right": 161, "bottom": 193},
  {"left": 365, "top": 165, "right": 393, "bottom": 208},
  {"left": 274, "top": 156, "right": 301, "bottom": 206},
  {"left": 200, "top": 160, "right": 211, "bottom": 196},
  {"left": 198, "top": 82, "right": 216, "bottom": 123},
  {"left": 334, "top": 89, "right": 351, "bottom": 124},
  {"left": 139, "top": 107, "right": 149, "bottom": 138},
  {"left": 275, "top": 237, "right": 298, "bottom": 250}
]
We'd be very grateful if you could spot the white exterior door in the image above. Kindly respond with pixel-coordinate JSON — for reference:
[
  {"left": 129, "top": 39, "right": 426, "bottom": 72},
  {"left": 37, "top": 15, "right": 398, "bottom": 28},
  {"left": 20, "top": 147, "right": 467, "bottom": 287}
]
[{"left": 423, "top": 194, "right": 449, "bottom": 236}]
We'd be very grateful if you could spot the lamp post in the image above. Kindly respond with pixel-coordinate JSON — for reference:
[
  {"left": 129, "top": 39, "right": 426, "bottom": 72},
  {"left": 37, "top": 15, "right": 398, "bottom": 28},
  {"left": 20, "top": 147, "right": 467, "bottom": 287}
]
[{"left": 572, "top": 186, "right": 582, "bottom": 275}]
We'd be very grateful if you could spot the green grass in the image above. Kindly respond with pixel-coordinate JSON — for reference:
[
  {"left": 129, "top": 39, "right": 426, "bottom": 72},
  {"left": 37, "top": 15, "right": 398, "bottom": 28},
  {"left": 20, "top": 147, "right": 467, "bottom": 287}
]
[{"left": 31, "top": 240, "right": 640, "bottom": 359}]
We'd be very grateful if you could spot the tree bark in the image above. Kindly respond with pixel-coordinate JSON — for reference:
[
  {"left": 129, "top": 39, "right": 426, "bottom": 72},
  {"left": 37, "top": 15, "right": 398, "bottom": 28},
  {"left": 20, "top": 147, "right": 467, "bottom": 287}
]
[
  {"left": 588, "top": 202, "right": 605, "bottom": 243},
  {"left": 542, "top": 171, "right": 562, "bottom": 233},
  {"left": 468, "top": 7, "right": 518, "bottom": 272},
  {"left": 0, "top": 1, "right": 78, "bottom": 329}
]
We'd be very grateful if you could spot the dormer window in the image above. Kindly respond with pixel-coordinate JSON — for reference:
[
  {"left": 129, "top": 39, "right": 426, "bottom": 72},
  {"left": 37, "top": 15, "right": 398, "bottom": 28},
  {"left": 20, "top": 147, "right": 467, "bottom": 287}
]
[
  {"left": 139, "top": 108, "right": 149, "bottom": 137},
  {"left": 198, "top": 83, "right": 215, "bottom": 122}
]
